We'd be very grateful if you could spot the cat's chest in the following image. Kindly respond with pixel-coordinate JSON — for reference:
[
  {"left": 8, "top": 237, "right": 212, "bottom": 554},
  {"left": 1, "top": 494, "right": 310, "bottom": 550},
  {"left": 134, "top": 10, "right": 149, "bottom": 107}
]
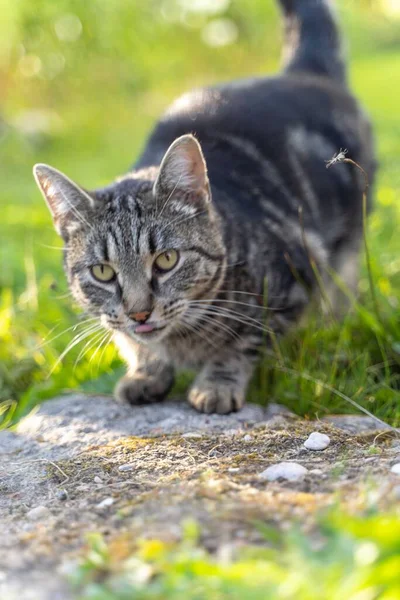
[{"left": 159, "top": 332, "right": 219, "bottom": 368}]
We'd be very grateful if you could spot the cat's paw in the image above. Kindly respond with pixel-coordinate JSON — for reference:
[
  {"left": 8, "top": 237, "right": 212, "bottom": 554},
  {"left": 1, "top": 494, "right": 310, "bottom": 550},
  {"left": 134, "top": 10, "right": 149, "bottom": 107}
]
[
  {"left": 115, "top": 368, "right": 174, "bottom": 406},
  {"left": 188, "top": 382, "right": 245, "bottom": 414}
]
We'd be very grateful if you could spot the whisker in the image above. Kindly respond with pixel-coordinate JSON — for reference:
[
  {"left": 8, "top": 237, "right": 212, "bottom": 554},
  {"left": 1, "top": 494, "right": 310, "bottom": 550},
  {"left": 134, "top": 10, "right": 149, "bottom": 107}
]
[
  {"left": 36, "top": 317, "right": 99, "bottom": 350},
  {"left": 180, "top": 317, "right": 221, "bottom": 350},
  {"left": 96, "top": 332, "right": 114, "bottom": 373},
  {"left": 74, "top": 329, "right": 106, "bottom": 367},
  {"left": 186, "top": 309, "right": 241, "bottom": 341},
  {"left": 48, "top": 324, "right": 103, "bottom": 375},
  {"left": 52, "top": 291, "right": 74, "bottom": 300},
  {"left": 173, "top": 323, "right": 188, "bottom": 345},
  {"left": 217, "top": 289, "right": 286, "bottom": 300},
  {"left": 38, "top": 244, "right": 64, "bottom": 251},
  {"left": 62, "top": 323, "right": 103, "bottom": 354},
  {"left": 89, "top": 331, "right": 111, "bottom": 366},
  {"left": 188, "top": 301, "right": 272, "bottom": 328},
  {"left": 188, "top": 304, "right": 272, "bottom": 335},
  {"left": 189, "top": 298, "right": 286, "bottom": 312}
]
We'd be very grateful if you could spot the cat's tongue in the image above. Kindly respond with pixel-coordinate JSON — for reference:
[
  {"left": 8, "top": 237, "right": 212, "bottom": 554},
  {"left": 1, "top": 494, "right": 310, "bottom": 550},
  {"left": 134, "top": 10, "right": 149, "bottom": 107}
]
[{"left": 135, "top": 323, "right": 155, "bottom": 334}]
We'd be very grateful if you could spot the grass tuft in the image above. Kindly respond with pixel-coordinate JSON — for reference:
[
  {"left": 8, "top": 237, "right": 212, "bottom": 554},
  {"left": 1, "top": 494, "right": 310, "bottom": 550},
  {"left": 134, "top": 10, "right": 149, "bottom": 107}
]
[{"left": 69, "top": 509, "right": 400, "bottom": 599}]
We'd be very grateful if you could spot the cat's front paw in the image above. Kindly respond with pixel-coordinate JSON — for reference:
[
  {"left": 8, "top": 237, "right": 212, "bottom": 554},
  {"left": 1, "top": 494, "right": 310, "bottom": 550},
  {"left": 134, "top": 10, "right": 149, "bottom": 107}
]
[
  {"left": 188, "top": 382, "right": 245, "bottom": 414},
  {"left": 115, "top": 368, "right": 174, "bottom": 406}
]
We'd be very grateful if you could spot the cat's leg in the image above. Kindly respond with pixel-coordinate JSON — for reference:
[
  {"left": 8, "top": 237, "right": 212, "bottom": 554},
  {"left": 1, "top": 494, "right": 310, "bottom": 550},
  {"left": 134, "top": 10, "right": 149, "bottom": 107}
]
[
  {"left": 114, "top": 333, "right": 174, "bottom": 405},
  {"left": 188, "top": 351, "right": 255, "bottom": 415}
]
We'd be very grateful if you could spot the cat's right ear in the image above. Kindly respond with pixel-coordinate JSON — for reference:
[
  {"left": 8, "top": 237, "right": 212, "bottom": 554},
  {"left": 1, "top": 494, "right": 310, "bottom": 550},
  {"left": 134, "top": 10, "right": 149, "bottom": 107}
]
[
  {"left": 153, "top": 134, "right": 211, "bottom": 206},
  {"left": 33, "top": 164, "right": 95, "bottom": 238}
]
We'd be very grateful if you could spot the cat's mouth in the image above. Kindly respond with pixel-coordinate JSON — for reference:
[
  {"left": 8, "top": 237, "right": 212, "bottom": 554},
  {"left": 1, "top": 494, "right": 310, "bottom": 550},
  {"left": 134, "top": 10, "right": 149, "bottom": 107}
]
[
  {"left": 134, "top": 322, "right": 167, "bottom": 335},
  {"left": 130, "top": 321, "right": 168, "bottom": 339},
  {"left": 102, "top": 317, "right": 169, "bottom": 339}
]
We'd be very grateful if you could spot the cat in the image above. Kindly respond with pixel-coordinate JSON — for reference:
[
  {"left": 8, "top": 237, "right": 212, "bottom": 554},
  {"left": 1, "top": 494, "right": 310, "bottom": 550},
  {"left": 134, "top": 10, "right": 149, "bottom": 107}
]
[{"left": 33, "top": 0, "right": 375, "bottom": 414}]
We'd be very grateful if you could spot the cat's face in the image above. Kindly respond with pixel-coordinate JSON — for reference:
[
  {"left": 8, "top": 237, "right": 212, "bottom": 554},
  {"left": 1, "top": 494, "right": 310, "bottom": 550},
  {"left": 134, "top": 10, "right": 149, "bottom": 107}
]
[{"left": 34, "top": 135, "right": 226, "bottom": 343}]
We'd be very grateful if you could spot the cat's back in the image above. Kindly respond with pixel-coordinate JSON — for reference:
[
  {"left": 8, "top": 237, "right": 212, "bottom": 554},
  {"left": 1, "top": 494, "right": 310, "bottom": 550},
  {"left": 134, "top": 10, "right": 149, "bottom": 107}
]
[
  {"left": 137, "top": 73, "right": 373, "bottom": 184},
  {"left": 136, "top": 73, "right": 374, "bottom": 229},
  {"left": 142, "top": 74, "right": 354, "bottom": 145}
]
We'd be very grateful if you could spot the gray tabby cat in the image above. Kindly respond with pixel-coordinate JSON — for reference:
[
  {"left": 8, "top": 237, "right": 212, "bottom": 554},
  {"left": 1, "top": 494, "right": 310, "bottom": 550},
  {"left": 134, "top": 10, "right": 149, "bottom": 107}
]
[{"left": 34, "top": 0, "right": 375, "bottom": 414}]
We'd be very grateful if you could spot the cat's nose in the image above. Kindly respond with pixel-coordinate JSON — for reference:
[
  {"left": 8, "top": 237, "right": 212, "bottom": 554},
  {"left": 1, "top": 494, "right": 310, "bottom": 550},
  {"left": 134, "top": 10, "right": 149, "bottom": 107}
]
[{"left": 128, "top": 310, "right": 151, "bottom": 324}]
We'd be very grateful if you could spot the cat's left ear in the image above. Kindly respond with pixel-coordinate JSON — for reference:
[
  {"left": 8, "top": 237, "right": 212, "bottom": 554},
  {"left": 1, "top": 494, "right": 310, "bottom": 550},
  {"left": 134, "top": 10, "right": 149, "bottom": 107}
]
[
  {"left": 153, "top": 134, "right": 211, "bottom": 205},
  {"left": 33, "top": 163, "right": 95, "bottom": 238}
]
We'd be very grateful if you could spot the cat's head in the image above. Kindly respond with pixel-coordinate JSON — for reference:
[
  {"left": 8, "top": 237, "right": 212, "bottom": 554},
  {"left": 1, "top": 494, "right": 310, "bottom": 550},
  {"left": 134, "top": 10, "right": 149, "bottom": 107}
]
[{"left": 34, "top": 134, "right": 226, "bottom": 343}]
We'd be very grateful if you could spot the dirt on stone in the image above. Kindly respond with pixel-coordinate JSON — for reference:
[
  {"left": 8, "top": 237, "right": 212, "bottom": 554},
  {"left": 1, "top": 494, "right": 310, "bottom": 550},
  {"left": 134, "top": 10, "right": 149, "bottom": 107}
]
[{"left": 0, "top": 394, "right": 399, "bottom": 600}]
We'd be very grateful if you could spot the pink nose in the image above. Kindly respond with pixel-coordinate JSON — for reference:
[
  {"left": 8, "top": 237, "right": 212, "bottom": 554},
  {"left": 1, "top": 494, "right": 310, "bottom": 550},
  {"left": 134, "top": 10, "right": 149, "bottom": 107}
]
[{"left": 128, "top": 310, "right": 151, "bottom": 323}]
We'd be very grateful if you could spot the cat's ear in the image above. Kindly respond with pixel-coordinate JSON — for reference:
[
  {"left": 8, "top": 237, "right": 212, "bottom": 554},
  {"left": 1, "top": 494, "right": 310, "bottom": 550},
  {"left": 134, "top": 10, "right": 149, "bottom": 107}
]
[
  {"left": 33, "top": 164, "right": 95, "bottom": 238},
  {"left": 154, "top": 134, "right": 211, "bottom": 204}
]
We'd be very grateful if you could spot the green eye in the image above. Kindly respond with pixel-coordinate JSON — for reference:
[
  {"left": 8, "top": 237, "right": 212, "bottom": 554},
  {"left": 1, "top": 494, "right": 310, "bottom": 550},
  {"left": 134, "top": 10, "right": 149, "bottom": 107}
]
[
  {"left": 154, "top": 250, "right": 179, "bottom": 273},
  {"left": 91, "top": 264, "right": 116, "bottom": 282}
]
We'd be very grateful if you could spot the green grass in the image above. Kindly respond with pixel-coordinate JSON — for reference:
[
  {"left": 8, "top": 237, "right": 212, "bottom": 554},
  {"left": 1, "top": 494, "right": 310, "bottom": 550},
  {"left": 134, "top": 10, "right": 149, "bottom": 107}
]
[
  {"left": 70, "top": 510, "right": 400, "bottom": 599},
  {"left": 0, "top": 0, "right": 400, "bottom": 426}
]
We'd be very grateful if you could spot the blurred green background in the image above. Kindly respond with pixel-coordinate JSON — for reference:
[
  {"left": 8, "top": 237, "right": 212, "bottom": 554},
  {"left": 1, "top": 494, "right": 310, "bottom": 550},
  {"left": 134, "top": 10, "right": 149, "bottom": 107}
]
[{"left": 0, "top": 0, "right": 400, "bottom": 426}]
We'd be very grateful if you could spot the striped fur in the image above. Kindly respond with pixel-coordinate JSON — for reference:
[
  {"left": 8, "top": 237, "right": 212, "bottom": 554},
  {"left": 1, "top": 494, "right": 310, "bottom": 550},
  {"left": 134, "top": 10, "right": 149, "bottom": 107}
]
[{"left": 34, "top": 0, "right": 375, "bottom": 414}]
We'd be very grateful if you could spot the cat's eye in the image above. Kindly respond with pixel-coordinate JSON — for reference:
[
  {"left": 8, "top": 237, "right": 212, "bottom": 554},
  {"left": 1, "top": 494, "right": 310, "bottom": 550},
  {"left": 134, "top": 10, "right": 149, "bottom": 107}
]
[
  {"left": 90, "top": 264, "right": 116, "bottom": 283},
  {"left": 154, "top": 250, "right": 179, "bottom": 273}
]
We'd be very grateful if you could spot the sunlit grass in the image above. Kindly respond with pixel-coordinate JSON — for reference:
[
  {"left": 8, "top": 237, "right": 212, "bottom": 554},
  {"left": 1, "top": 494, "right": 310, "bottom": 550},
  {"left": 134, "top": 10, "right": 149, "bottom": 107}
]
[{"left": 69, "top": 510, "right": 400, "bottom": 599}]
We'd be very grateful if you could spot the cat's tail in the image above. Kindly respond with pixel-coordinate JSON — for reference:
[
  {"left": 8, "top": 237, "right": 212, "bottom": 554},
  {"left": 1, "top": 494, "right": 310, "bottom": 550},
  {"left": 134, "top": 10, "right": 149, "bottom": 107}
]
[{"left": 277, "top": 0, "right": 346, "bottom": 84}]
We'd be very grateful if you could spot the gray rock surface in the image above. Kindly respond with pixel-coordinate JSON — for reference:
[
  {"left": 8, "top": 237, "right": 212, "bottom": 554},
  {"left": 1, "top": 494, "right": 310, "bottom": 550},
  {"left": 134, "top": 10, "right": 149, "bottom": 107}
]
[
  {"left": 0, "top": 393, "right": 398, "bottom": 600},
  {"left": 322, "top": 414, "right": 394, "bottom": 433},
  {"left": 0, "top": 394, "right": 289, "bottom": 600}
]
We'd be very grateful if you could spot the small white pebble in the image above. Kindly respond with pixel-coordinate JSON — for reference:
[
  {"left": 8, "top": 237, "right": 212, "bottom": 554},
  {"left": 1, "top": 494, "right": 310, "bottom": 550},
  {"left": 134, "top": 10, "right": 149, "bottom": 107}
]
[
  {"left": 94, "top": 476, "right": 102, "bottom": 484},
  {"left": 304, "top": 432, "right": 331, "bottom": 451},
  {"left": 260, "top": 462, "right": 308, "bottom": 482},
  {"left": 243, "top": 434, "right": 252, "bottom": 442},
  {"left": 26, "top": 505, "right": 51, "bottom": 521},
  {"left": 390, "top": 463, "right": 400, "bottom": 475},
  {"left": 96, "top": 497, "right": 114, "bottom": 509},
  {"left": 228, "top": 467, "right": 240, "bottom": 473},
  {"left": 309, "top": 468, "right": 324, "bottom": 476},
  {"left": 181, "top": 432, "right": 202, "bottom": 439},
  {"left": 118, "top": 464, "right": 134, "bottom": 472}
]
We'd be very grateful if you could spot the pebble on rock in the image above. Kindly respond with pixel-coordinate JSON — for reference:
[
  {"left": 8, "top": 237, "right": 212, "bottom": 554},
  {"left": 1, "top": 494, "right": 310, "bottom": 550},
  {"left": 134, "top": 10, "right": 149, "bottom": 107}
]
[
  {"left": 304, "top": 432, "right": 331, "bottom": 451},
  {"left": 94, "top": 476, "right": 102, "bottom": 484},
  {"left": 260, "top": 462, "right": 308, "bottom": 482},
  {"left": 309, "top": 468, "right": 324, "bottom": 476},
  {"left": 118, "top": 464, "right": 134, "bottom": 472},
  {"left": 181, "top": 432, "right": 202, "bottom": 439},
  {"left": 390, "top": 463, "right": 400, "bottom": 475},
  {"left": 96, "top": 497, "right": 114, "bottom": 509},
  {"left": 26, "top": 505, "right": 51, "bottom": 521},
  {"left": 57, "top": 489, "right": 68, "bottom": 501}
]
